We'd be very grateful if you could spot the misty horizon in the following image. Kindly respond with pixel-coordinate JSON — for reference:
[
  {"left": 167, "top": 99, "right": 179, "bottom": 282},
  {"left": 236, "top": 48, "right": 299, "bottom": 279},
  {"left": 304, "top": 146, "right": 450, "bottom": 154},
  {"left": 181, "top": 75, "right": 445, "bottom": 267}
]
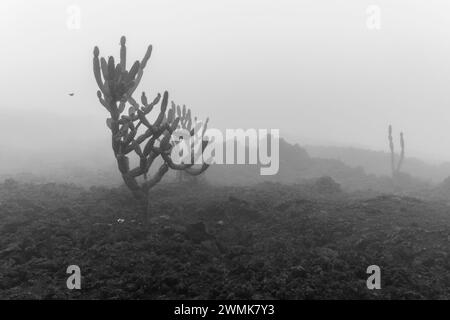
[
  {"left": 2, "top": 0, "right": 450, "bottom": 304},
  {"left": 2, "top": 0, "right": 450, "bottom": 168}
]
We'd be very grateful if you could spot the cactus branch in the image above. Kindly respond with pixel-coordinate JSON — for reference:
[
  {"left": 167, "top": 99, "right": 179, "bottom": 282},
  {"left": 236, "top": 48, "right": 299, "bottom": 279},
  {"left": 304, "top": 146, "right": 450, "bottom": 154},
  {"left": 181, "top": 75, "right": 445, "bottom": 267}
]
[{"left": 396, "top": 132, "right": 405, "bottom": 173}]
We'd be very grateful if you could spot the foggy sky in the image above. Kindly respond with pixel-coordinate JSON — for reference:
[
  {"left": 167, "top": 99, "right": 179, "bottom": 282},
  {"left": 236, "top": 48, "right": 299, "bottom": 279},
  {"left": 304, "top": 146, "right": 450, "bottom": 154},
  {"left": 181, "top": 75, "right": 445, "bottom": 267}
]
[{"left": 2, "top": 0, "right": 450, "bottom": 165}]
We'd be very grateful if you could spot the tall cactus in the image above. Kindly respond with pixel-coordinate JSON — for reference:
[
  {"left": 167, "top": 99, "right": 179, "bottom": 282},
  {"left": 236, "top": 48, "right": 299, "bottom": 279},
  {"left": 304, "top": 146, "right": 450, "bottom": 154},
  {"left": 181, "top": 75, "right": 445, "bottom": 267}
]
[
  {"left": 388, "top": 124, "right": 405, "bottom": 177},
  {"left": 93, "top": 36, "right": 210, "bottom": 216}
]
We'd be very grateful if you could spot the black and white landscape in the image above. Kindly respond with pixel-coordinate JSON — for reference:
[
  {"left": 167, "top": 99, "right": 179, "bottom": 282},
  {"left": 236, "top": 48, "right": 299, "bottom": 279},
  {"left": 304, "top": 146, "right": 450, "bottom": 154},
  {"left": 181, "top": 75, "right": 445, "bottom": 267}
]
[{"left": 1, "top": 1, "right": 450, "bottom": 300}]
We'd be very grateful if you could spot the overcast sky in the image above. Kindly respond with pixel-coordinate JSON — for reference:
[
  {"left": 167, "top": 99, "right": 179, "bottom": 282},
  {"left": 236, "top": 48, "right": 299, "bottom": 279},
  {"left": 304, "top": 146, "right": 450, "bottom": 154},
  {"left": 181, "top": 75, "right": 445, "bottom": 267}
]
[{"left": 1, "top": 0, "right": 450, "bottom": 163}]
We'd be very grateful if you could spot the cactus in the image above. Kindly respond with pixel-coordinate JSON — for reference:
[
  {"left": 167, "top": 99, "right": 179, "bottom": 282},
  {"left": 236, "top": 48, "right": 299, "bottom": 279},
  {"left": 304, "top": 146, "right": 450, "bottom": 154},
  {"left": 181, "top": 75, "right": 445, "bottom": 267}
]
[
  {"left": 93, "top": 36, "right": 210, "bottom": 217},
  {"left": 170, "top": 102, "right": 207, "bottom": 183},
  {"left": 388, "top": 125, "right": 405, "bottom": 178}
]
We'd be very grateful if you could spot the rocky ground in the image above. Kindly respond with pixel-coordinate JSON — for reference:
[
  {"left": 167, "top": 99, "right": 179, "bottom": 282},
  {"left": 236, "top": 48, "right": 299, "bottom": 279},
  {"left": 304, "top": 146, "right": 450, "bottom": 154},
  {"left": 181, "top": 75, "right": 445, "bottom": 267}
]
[{"left": 0, "top": 178, "right": 449, "bottom": 299}]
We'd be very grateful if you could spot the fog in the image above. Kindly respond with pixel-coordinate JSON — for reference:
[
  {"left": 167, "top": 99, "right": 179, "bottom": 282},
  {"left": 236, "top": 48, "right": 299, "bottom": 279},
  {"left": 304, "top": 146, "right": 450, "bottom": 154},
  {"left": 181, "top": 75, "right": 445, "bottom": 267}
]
[{"left": 2, "top": 0, "right": 450, "bottom": 177}]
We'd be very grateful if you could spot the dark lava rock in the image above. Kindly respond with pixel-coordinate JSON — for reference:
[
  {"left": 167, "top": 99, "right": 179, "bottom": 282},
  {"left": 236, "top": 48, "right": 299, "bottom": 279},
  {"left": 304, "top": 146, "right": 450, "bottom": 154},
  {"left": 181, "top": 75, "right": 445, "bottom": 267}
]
[
  {"left": 185, "top": 222, "right": 215, "bottom": 243},
  {"left": 313, "top": 176, "right": 341, "bottom": 194}
]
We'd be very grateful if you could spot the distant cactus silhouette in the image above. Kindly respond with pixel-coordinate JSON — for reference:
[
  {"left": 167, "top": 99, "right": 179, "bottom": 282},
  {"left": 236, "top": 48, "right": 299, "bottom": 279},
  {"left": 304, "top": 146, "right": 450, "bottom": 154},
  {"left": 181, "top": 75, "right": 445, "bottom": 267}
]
[
  {"left": 93, "top": 36, "right": 210, "bottom": 216},
  {"left": 388, "top": 125, "right": 405, "bottom": 177}
]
